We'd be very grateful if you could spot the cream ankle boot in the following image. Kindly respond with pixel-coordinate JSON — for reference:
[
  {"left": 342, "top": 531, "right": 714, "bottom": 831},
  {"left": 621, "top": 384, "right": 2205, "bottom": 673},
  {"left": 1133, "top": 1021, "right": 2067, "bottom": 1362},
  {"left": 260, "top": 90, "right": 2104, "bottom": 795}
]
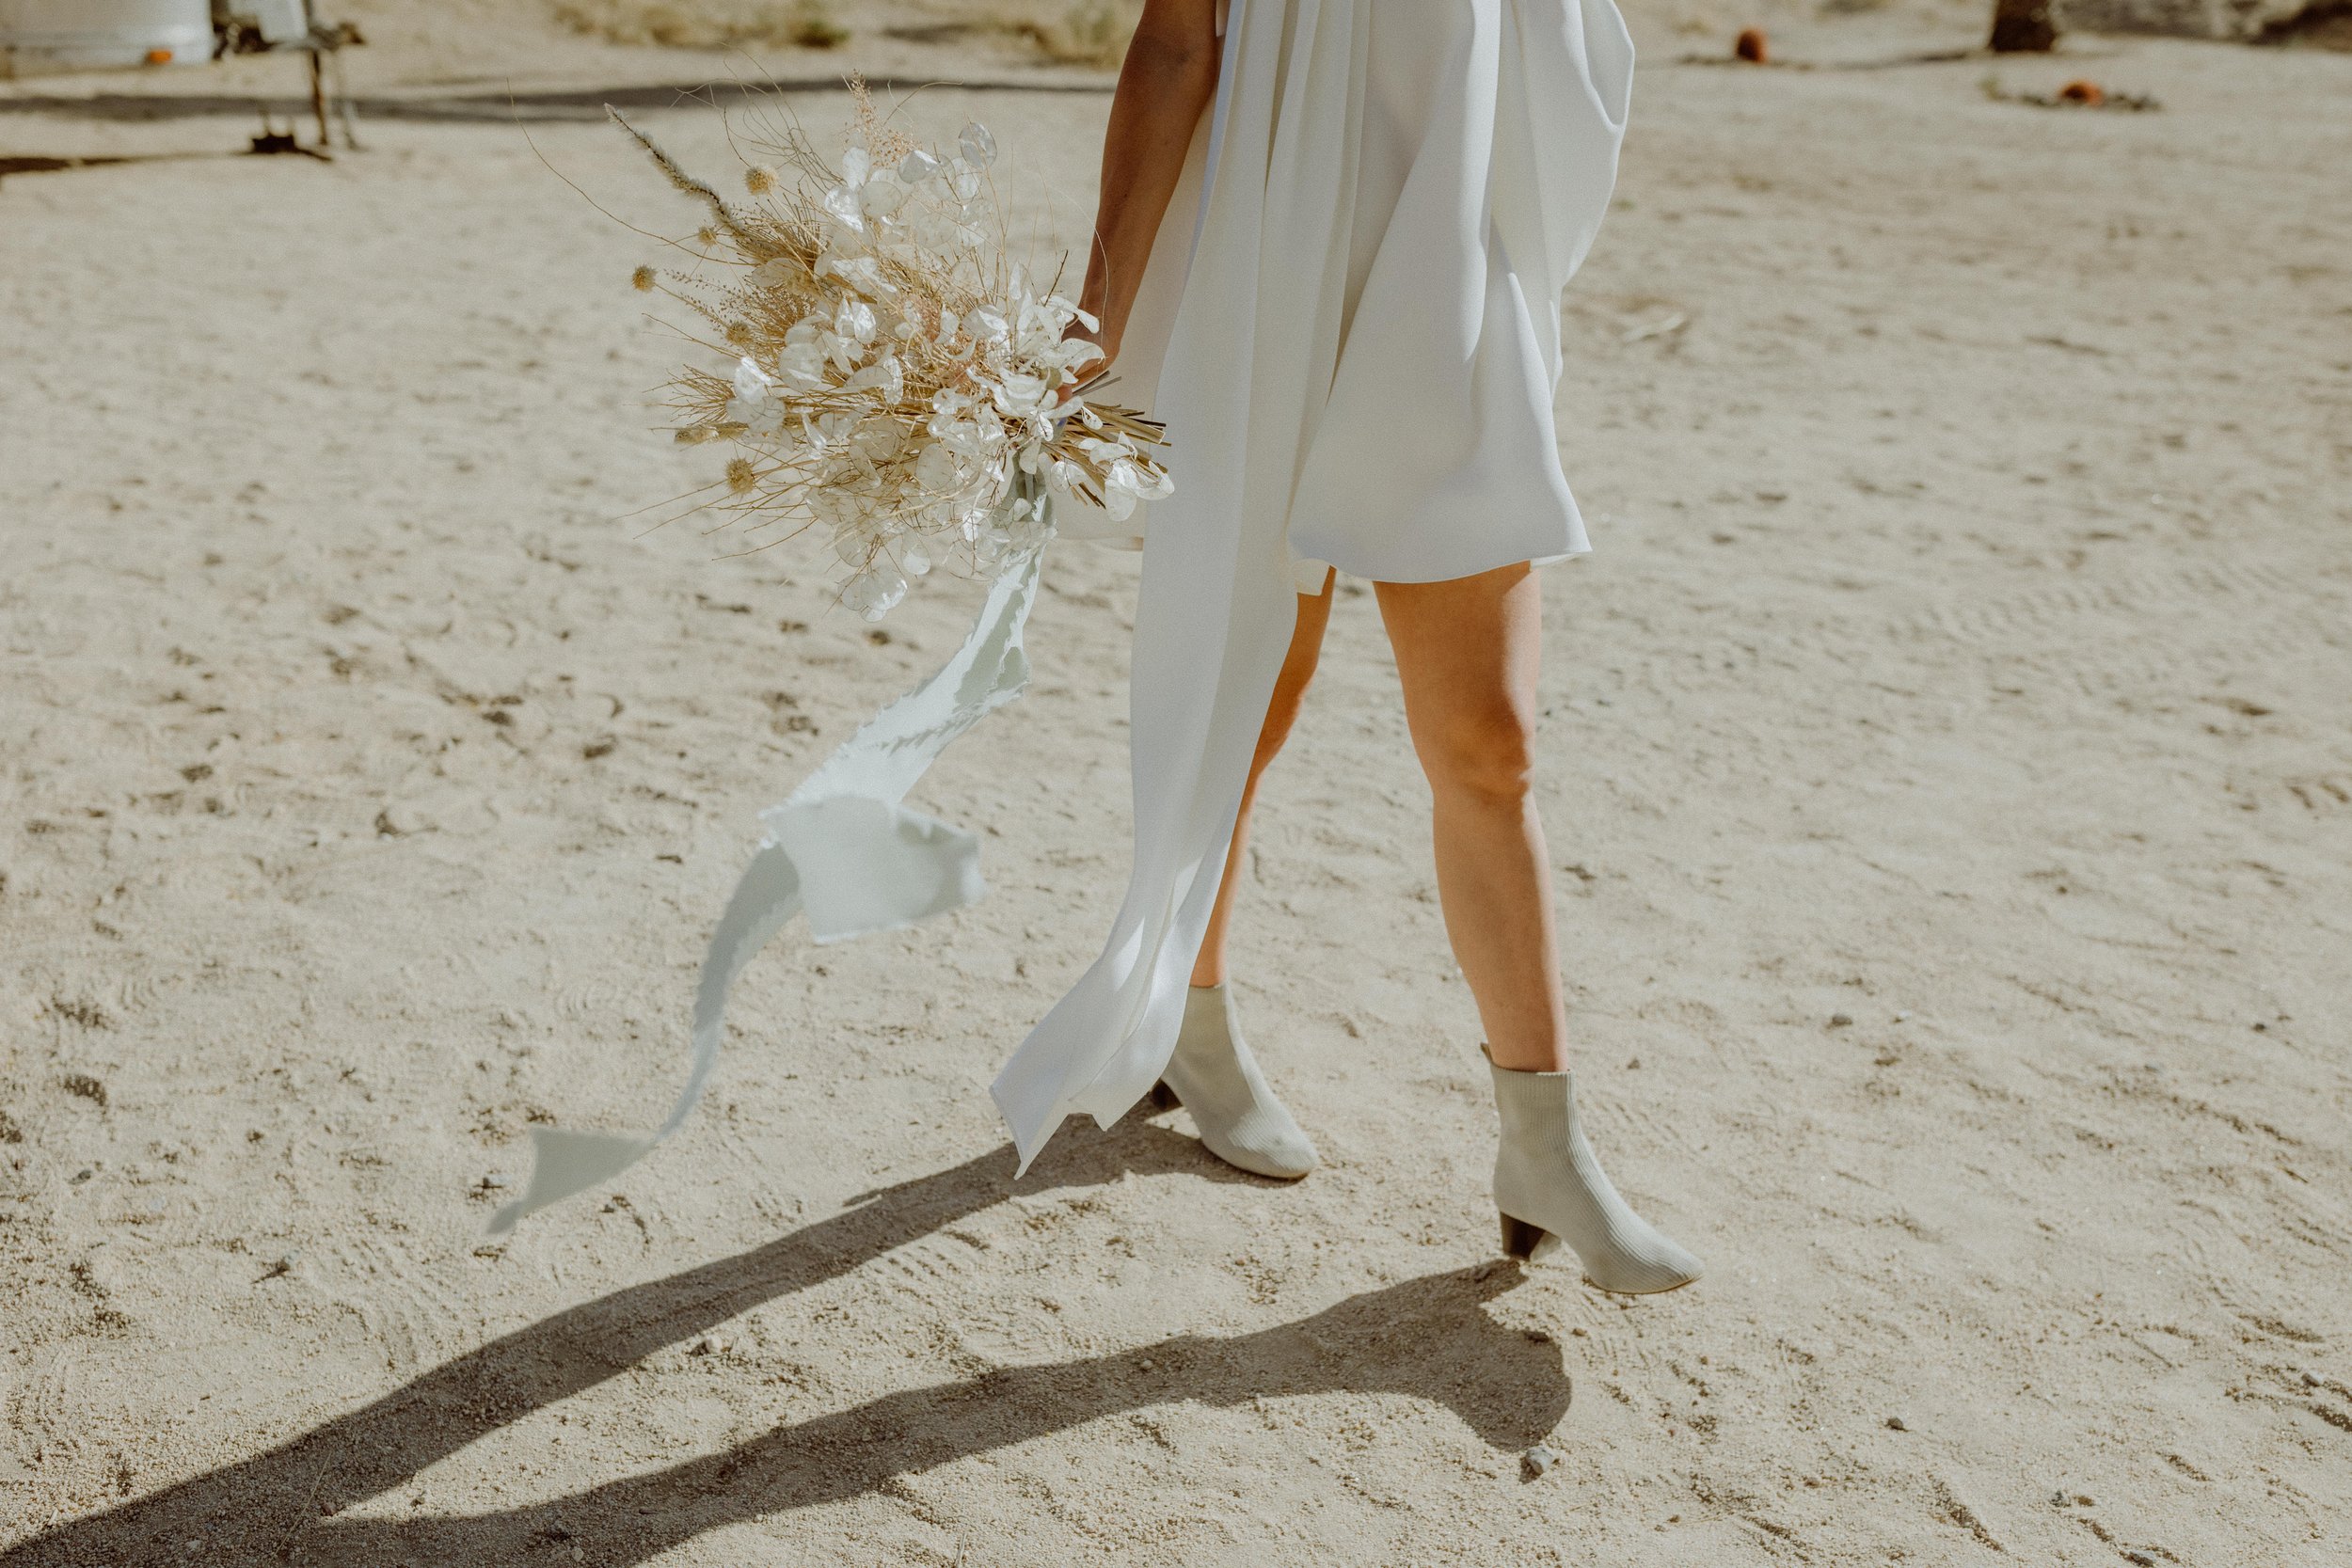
[
  {"left": 1486, "top": 1047, "right": 1702, "bottom": 1293},
  {"left": 1150, "top": 984, "right": 1318, "bottom": 1180}
]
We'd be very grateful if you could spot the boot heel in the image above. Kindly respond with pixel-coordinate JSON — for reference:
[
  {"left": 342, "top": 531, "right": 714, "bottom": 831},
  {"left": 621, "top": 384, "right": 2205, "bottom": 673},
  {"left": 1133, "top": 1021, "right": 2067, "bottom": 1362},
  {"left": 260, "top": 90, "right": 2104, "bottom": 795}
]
[
  {"left": 1499, "top": 1212, "right": 1549, "bottom": 1261},
  {"left": 1147, "top": 1080, "right": 1179, "bottom": 1112}
]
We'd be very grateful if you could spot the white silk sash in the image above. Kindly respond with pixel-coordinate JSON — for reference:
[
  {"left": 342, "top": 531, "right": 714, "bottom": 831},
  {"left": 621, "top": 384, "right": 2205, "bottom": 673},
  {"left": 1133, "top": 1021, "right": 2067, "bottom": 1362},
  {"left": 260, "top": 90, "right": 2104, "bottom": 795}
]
[{"left": 489, "top": 537, "right": 1046, "bottom": 1233}]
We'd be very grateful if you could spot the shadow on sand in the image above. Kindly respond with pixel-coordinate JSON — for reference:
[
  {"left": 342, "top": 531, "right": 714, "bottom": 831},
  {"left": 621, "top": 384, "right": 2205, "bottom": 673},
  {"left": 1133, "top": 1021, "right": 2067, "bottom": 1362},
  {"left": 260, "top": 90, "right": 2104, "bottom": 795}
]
[{"left": 4, "top": 1121, "right": 1565, "bottom": 1565}]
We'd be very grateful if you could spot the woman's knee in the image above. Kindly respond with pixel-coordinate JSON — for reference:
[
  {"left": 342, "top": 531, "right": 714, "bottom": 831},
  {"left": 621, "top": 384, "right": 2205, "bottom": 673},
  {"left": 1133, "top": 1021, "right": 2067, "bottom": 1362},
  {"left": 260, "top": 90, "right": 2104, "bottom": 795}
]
[{"left": 1416, "top": 704, "right": 1537, "bottom": 805}]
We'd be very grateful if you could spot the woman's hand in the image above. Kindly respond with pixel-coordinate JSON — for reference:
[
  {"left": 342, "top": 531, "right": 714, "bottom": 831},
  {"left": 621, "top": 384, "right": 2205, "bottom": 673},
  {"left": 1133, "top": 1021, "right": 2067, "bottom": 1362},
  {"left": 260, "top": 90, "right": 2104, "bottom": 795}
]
[{"left": 1054, "top": 319, "right": 1116, "bottom": 409}]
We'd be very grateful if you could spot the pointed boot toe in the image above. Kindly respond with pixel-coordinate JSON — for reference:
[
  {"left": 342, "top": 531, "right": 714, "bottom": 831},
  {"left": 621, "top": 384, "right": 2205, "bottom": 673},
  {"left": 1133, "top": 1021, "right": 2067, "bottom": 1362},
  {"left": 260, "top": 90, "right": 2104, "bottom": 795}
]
[{"left": 1158, "top": 984, "right": 1317, "bottom": 1180}]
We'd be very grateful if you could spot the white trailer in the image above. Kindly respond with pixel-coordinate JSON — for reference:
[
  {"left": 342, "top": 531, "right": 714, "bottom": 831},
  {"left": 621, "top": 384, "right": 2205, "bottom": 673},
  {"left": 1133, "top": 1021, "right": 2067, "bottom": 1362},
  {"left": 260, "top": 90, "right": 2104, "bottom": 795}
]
[
  {"left": 2, "top": 1, "right": 217, "bottom": 78},
  {"left": 1, "top": 2, "right": 358, "bottom": 154}
]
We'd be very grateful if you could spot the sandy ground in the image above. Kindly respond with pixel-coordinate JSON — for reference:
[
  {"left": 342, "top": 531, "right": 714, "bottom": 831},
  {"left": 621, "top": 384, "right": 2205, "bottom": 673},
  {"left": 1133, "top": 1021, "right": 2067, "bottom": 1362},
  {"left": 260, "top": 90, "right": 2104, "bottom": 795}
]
[{"left": 4, "top": 6, "right": 2350, "bottom": 1564}]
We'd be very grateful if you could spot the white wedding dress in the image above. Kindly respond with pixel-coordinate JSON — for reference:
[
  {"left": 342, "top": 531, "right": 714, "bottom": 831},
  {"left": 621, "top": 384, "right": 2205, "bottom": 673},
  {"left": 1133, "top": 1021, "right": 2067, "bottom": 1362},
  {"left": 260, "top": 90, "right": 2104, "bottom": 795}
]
[{"left": 992, "top": 0, "right": 1635, "bottom": 1168}]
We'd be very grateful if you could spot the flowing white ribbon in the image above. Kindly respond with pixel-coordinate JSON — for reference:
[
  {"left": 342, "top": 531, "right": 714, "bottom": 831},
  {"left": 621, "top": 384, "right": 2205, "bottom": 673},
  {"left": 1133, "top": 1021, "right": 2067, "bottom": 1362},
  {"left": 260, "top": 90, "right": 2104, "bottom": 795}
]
[{"left": 489, "top": 532, "right": 1047, "bottom": 1234}]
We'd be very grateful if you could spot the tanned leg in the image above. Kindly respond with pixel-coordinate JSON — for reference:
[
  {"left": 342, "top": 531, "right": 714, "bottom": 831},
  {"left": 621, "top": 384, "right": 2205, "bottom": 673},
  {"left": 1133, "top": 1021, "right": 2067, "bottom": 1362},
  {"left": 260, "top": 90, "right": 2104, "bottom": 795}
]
[
  {"left": 1373, "top": 563, "right": 1570, "bottom": 1071},
  {"left": 1189, "top": 569, "right": 1337, "bottom": 987}
]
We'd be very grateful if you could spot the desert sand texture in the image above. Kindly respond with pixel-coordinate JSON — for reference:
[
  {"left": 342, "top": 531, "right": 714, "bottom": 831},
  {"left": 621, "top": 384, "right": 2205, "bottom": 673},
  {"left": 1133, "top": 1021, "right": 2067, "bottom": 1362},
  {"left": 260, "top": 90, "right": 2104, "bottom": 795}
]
[{"left": 3, "top": 5, "right": 2350, "bottom": 1564}]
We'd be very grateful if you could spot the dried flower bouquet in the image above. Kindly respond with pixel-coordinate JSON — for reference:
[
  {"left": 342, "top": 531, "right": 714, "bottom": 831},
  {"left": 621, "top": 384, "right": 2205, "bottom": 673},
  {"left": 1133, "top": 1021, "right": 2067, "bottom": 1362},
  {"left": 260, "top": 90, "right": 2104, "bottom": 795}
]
[{"left": 616, "top": 82, "right": 1173, "bottom": 621}]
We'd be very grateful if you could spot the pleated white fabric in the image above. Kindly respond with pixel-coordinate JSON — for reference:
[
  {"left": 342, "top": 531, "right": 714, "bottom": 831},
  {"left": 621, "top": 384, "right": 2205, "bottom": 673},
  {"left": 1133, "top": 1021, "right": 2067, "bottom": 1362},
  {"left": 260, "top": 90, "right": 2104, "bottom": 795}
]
[{"left": 992, "top": 0, "right": 1634, "bottom": 1170}]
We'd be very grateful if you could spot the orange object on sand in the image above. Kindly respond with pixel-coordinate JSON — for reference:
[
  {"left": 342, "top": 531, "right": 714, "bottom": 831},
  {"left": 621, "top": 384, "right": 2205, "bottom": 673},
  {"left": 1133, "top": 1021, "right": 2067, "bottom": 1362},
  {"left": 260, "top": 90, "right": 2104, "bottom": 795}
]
[
  {"left": 2058, "top": 79, "right": 2105, "bottom": 106},
  {"left": 1735, "top": 27, "right": 1769, "bottom": 64}
]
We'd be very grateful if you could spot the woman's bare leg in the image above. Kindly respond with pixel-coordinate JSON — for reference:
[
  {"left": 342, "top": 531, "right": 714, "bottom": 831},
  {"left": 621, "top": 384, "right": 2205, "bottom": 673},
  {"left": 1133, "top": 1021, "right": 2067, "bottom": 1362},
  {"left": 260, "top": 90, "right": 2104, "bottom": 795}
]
[
  {"left": 1373, "top": 563, "right": 1570, "bottom": 1072},
  {"left": 1381, "top": 564, "right": 1700, "bottom": 1288},
  {"left": 1190, "top": 569, "right": 1337, "bottom": 988}
]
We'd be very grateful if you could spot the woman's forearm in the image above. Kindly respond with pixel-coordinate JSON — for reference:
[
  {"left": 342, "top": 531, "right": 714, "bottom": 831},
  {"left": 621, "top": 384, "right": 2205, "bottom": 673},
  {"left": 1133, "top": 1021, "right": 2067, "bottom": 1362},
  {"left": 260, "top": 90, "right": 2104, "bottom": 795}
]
[{"left": 1076, "top": 0, "right": 1222, "bottom": 367}]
